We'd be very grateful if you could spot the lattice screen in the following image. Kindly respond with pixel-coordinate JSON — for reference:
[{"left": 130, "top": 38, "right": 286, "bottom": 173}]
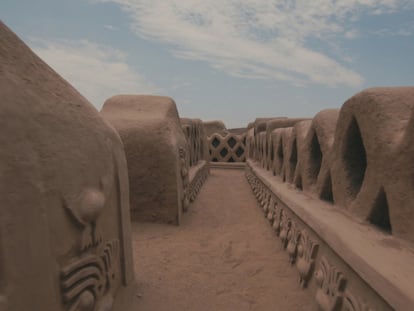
[{"left": 208, "top": 133, "right": 247, "bottom": 162}]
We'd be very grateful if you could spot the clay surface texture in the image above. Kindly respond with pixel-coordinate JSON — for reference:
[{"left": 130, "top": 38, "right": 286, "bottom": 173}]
[
  {"left": 101, "top": 95, "right": 188, "bottom": 225},
  {"left": 0, "top": 21, "right": 134, "bottom": 311}
]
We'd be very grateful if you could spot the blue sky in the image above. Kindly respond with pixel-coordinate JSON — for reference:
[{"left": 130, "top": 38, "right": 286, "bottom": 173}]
[{"left": 2, "top": 0, "right": 414, "bottom": 128}]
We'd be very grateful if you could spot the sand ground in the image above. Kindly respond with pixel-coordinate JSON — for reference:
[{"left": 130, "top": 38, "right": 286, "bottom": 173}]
[{"left": 132, "top": 168, "right": 318, "bottom": 311}]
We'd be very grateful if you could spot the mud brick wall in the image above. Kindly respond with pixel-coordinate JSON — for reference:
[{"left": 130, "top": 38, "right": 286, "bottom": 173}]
[
  {"left": 250, "top": 88, "right": 414, "bottom": 241},
  {"left": 246, "top": 87, "right": 414, "bottom": 310},
  {"left": 101, "top": 95, "right": 189, "bottom": 225},
  {"left": 181, "top": 118, "right": 210, "bottom": 206},
  {"left": 181, "top": 118, "right": 208, "bottom": 167},
  {"left": 0, "top": 21, "right": 135, "bottom": 311}
]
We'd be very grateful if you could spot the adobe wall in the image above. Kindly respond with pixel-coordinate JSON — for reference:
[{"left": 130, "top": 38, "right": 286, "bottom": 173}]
[
  {"left": 180, "top": 118, "right": 209, "bottom": 206},
  {"left": 0, "top": 21, "right": 135, "bottom": 311},
  {"left": 181, "top": 118, "right": 209, "bottom": 166},
  {"left": 101, "top": 95, "right": 188, "bottom": 225},
  {"left": 203, "top": 120, "right": 228, "bottom": 136},
  {"left": 246, "top": 87, "right": 414, "bottom": 310}
]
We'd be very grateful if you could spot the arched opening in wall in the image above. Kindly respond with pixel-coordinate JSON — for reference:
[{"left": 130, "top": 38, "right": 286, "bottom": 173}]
[
  {"left": 289, "top": 139, "right": 298, "bottom": 182},
  {"left": 309, "top": 132, "right": 322, "bottom": 183},
  {"left": 368, "top": 187, "right": 392, "bottom": 233},
  {"left": 319, "top": 171, "right": 334, "bottom": 203},
  {"left": 228, "top": 157, "right": 235, "bottom": 163},
  {"left": 277, "top": 138, "right": 284, "bottom": 173},
  {"left": 342, "top": 117, "right": 367, "bottom": 199}
]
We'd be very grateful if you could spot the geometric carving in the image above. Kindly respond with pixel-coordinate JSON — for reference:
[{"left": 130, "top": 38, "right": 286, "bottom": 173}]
[
  {"left": 188, "top": 164, "right": 209, "bottom": 203},
  {"left": 263, "top": 194, "right": 271, "bottom": 213},
  {"left": 286, "top": 221, "right": 301, "bottom": 264},
  {"left": 264, "top": 196, "right": 273, "bottom": 215},
  {"left": 228, "top": 136, "right": 237, "bottom": 148},
  {"left": 279, "top": 210, "right": 291, "bottom": 249},
  {"left": 60, "top": 239, "right": 120, "bottom": 311},
  {"left": 267, "top": 210, "right": 274, "bottom": 222},
  {"left": 260, "top": 191, "right": 268, "bottom": 208},
  {"left": 236, "top": 146, "right": 244, "bottom": 157},
  {"left": 343, "top": 290, "right": 373, "bottom": 311},
  {"left": 296, "top": 230, "right": 319, "bottom": 288},
  {"left": 272, "top": 206, "right": 283, "bottom": 236},
  {"left": 220, "top": 147, "right": 229, "bottom": 158},
  {"left": 315, "top": 256, "right": 347, "bottom": 311},
  {"left": 179, "top": 146, "right": 190, "bottom": 212},
  {"left": 261, "top": 191, "right": 269, "bottom": 208},
  {"left": 208, "top": 133, "right": 246, "bottom": 162},
  {"left": 267, "top": 199, "right": 277, "bottom": 222},
  {"left": 212, "top": 137, "right": 220, "bottom": 148},
  {"left": 257, "top": 187, "right": 263, "bottom": 202}
]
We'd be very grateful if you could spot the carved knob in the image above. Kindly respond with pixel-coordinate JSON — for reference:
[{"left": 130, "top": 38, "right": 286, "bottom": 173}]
[
  {"left": 78, "top": 290, "right": 95, "bottom": 311},
  {"left": 315, "top": 269, "right": 324, "bottom": 287},
  {"left": 297, "top": 244, "right": 304, "bottom": 257},
  {"left": 79, "top": 189, "right": 105, "bottom": 223}
]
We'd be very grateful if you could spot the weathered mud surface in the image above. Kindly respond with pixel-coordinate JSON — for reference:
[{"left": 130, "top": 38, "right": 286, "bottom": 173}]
[{"left": 133, "top": 168, "right": 318, "bottom": 311}]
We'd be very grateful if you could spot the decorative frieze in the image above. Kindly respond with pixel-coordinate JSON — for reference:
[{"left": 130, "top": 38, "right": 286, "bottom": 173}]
[
  {"left": 279, "top": 210, "right": 291, "bottom": 249},
  {"left": 61, "top": 240, "right": 120, "bottom": 311},
  {"left": 286, "top": 221, "right": 301, "bottom": 264},
  {"left": 315, "top": 257, "right": 347, "bottom": 311},
  {"left": 343, "top": 290, "right": 373, "bottom": 311},
  {"left": 296, "top": 230, "right": 319, "bottom": 288}
]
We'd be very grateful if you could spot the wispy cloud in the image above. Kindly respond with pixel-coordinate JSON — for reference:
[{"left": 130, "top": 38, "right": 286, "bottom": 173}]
[
  {"left": 104, "top": 24, "right": 117, "bottom": 31},
  {"left": 91, "top": 0, "right": 411, "bottom": 87},
  {"left": 30, "top": 39, "right": 159, "bottom": 109},
  {"left": 373, "top": 21, "right": 414, "bottom": 36}
]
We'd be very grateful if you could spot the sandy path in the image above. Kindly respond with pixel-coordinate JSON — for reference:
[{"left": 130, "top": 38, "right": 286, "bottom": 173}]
[{"left": 132, "top": 168, "right": 318, "bottom": 311}]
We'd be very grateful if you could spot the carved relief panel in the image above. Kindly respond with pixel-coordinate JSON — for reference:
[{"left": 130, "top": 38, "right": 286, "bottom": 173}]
[
  {"left": 179, "top": 146, "right": 190, "bottom": 212},
  {"left": 343, "top": 290, "right": 373, "bottom": 311},
  {"left": 279, "top": 210, "right": 292, "bottom": 249},
  {"left": 272, "top": 205, "right": 283, "bottom": 236},
  {"left": 286, "top": 221, "right": 301, "bottom": 264},
  {"left": 296, "top": 230, "right": 319, "bottom": 288},
  {"left": 315, "top": 257, "right": 347, "bottom": 311}
]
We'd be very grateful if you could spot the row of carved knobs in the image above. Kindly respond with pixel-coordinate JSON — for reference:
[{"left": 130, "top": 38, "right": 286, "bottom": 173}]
[{"left": 246, "top": 169, "right": 374, "bottom": 311}]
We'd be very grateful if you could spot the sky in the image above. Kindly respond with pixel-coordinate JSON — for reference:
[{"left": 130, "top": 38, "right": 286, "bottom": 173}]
[{"left": 1, "top": 0, "right": 414, "bottom": 128}]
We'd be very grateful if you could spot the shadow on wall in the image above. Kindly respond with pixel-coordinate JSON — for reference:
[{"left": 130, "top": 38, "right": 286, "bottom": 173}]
[{"left": 248, "top": 87, "right": 414, "bottom": 243}]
